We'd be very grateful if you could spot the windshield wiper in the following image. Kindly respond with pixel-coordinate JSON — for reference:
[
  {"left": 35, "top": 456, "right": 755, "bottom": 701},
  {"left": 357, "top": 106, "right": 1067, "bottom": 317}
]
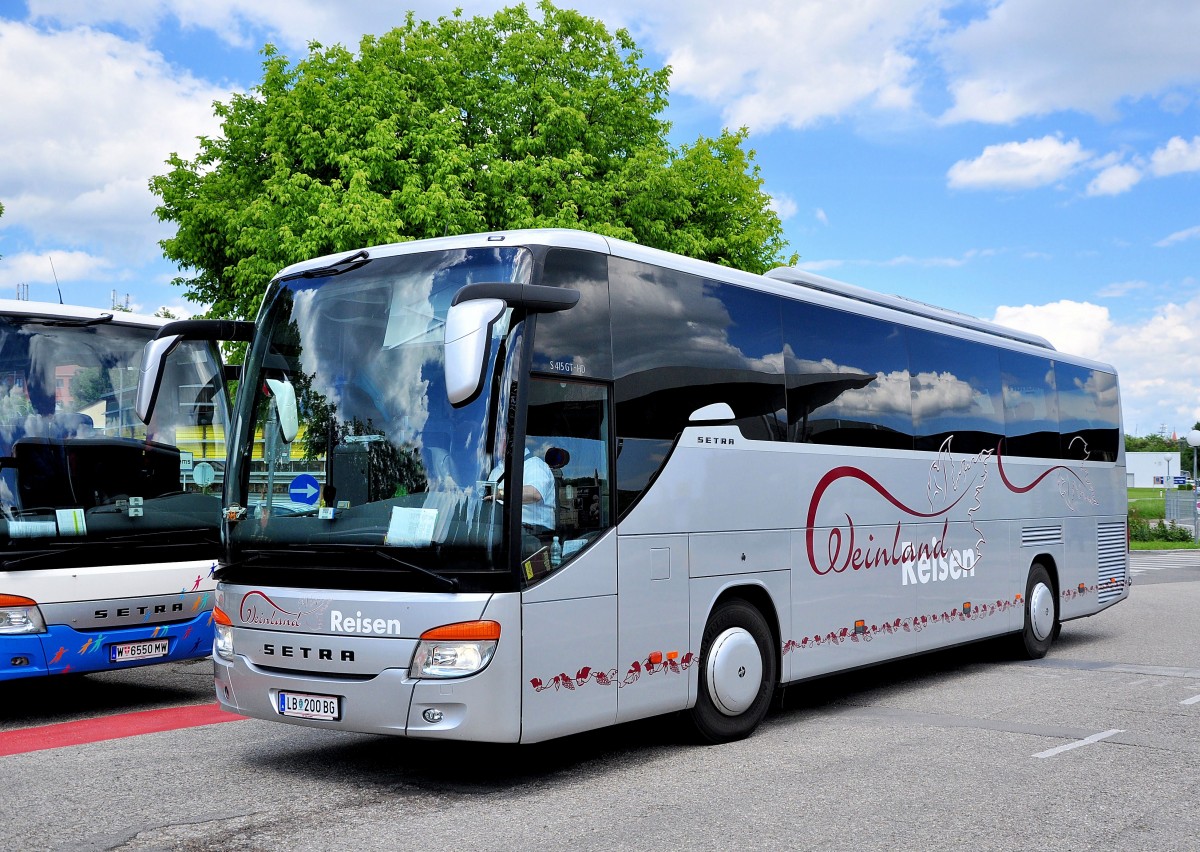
[
  {"left": 36, "top": 313, "right": 114, "bottom": 327},
  {"left": 100, "top": 527, "right": 218, "bottom": 545},
  {"left": 374, "top": 549, "right": 458, "bottom": 590},
  {"left": 278, "top": 250, "right": 371, "bottom": 282},
  {"left": 2, "top": 545, "right": 87, "bottom": 569}
]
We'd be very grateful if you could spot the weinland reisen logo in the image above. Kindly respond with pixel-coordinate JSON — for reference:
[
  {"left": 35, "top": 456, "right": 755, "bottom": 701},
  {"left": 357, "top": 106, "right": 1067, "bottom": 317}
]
[
  {"left": 806, "top": 444, "right": 989, "bottom": 585},
  {"left": 239, "top": 591, "right": 328, "bottom": 629}
]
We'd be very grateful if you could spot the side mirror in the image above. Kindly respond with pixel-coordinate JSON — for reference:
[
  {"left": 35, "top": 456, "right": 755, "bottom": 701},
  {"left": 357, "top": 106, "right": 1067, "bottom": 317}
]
[
  {"left": 136, "top": 335, "right": 183, "bottom": 424},
  {"left": 444, "top": 298, "right": 506, "bottom": 407},
  {"left": 264, "top": 378, "right": 299, "bottom": 444},
  {"left": 135, "top": 319, "right": 255, "bottom": 424}
]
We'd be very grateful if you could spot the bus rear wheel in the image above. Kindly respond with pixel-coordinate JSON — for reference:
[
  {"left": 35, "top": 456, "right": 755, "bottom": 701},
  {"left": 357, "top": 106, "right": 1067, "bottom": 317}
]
[
  {"left": 688, "top": 599, "right": 776, "bottom": 744},
  {"left": 1017, "top": 562, "right": 1058, "bottom": 660}
]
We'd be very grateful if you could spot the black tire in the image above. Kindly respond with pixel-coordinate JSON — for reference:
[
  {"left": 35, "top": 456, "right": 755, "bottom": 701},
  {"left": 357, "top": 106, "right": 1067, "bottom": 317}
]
[
  {"left": 1016, "top": 562, "right": 1058, "bottom": 660},
  {"left": 688, "top": 599, "right": 776, "bottom": 744}
]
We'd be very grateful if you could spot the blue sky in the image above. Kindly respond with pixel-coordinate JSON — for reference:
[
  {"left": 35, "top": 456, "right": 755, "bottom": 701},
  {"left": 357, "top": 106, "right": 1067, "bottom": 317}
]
[{"left": 0, "top": 0, "right": 1198, "bottom": 437}]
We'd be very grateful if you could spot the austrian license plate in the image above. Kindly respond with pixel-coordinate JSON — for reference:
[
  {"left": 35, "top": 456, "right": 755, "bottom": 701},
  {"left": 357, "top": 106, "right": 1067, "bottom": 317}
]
[
  {"left": 278, "top": 691, "right": 341, "bottom": 721},
  {"left": 110, "top": 639, "right": 169, "bottom": 662}
]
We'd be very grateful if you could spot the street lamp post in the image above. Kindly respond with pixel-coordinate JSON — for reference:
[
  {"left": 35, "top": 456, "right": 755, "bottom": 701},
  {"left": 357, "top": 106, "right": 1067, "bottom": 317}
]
[{"left": 1188, "top": 430, "right": 1200, "bottom": 545}]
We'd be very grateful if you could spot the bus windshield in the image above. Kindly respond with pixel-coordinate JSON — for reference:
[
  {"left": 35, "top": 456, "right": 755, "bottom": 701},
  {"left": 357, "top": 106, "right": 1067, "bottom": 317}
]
[
  {"left": 227, "top": 247, "right": 533, "bottom": 590},
  {"left": 0, "top": 314, "right": 227, "bottom": 567}
]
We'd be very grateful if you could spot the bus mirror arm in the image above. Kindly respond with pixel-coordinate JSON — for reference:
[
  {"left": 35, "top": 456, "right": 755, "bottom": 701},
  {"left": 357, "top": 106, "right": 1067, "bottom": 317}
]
[
  {"left": 137, "top": 319, "right": 256, "bottom": 424},
  {"left": 445, "top": 284, "right": 580, "bottom": 407},
  {"left": 451, "top": 283, "right": 579, "bottom": 313}
]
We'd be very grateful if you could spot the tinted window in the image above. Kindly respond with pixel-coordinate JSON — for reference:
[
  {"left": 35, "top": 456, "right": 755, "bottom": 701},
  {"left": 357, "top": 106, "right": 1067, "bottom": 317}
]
[
  {"left": 522, "top": 378, "right": 612, "bottom": 584},
  {"left": 783, "top": 301, "right": 913, "bottom": 450},
  {"left": 611, "top": 258, "right": 785, "bottom": 441},
  {"left": 908, "top": 329, "right": 1004, "bottom": 454},
  {"left": 1056, "top": 362, "right": 1120, "bottom": 462},
  {"left": 532, "top": 249, "right": 613, "bottom": 380},
  {"left": 610, "top": 257, "right": 785, "bottom": 514},
  {"left": 1000, "top": 351, "right": 1059, "bottom": 458}
]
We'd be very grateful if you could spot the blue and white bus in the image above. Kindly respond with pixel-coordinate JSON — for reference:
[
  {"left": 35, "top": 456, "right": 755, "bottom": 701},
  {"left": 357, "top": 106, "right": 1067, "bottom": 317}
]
[
  {"left": 1, "top": 301, "right": 228, "bottom": 680},
  {"left": 139, "top": 230, "right": 1127, "bottom": 743}
]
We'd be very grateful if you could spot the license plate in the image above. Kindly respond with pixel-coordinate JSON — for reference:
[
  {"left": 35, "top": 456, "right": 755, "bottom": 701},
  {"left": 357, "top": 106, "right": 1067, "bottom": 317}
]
[
  {"left": 110, "top": 639, "right": 169, "bottom": 662},
  {"left": 278, "top": 691, "right": 341, "bottom": 721}
]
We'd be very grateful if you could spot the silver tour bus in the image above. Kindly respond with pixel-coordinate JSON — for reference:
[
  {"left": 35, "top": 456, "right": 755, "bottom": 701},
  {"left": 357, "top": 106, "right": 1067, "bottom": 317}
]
[
  {"left": 2, "top": 300, "right": 228, "bottom": 680},
  {"left": 137, "top": 229, "right": 1127, "bottom": 743}
]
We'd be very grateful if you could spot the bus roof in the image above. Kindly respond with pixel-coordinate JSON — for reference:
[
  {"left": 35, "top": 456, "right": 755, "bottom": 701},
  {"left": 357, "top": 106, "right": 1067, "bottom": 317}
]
[
  {"left": 0, "top": 298, "right": 170, "bottom": 329},
  {"left": 272, "top": 228, "right": 1098, "bottom": 364}
]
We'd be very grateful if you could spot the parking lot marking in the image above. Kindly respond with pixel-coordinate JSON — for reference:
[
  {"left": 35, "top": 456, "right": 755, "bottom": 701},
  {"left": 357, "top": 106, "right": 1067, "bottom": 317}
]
[
  {"left": 0, "top": 703, "right": 244, "bottom": 757},
  {"left": 1034, "top": 728, "right": 1124, "bottom": 759},
  {"left": 1182, "top": 694, "right": 1200, "bottom": 706}
]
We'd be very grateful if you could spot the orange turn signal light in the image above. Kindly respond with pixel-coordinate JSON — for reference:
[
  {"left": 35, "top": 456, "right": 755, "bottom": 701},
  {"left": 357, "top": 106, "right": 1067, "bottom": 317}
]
[
  {"left": 0, "top": 594, "right": 38, "bottom": 608},
  {"left": 420, "top": 620, "right": 501, "bottom": 642},
  {"left": 213, "top": 606, "right": 233, "bottom": 627}
]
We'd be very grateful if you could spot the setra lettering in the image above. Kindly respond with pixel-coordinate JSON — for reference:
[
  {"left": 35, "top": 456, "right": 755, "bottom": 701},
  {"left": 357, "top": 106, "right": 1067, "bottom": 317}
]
[{"left": 263, "top": 643, "right": 354, "bottom": 661}]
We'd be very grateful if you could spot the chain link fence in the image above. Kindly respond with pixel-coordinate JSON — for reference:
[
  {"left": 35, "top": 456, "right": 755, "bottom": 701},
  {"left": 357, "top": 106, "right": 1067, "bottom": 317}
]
[{"left": 1165, "top": 489, "right": 1199, "bottom": 532}]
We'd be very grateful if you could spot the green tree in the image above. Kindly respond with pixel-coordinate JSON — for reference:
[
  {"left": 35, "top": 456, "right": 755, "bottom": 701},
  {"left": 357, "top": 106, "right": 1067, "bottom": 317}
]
[
  {"left": 151, "top": 1, "right": 795, "bottom": 320},
  {"left": 70, "top": 367, "right": 114, "bottom": 409}
]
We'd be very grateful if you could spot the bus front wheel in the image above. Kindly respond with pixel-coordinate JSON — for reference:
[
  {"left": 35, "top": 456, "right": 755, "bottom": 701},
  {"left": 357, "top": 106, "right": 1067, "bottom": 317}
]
[
  {"left": 1017, "top": 562, "right": 1058, "bottom": 660},
  {"left": 688, "top": 599, "right": 776, "bottom": 744}
]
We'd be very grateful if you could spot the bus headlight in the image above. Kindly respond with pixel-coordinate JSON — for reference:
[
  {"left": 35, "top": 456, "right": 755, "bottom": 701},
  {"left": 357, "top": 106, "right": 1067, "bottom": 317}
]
[
  {"left": 410, "top": 620, "right": 500, "bottom": 678},
  {"left": 213, "top": 606, "right": 235, "bottom": 660},
  {"left": 0, "top": 595, "right": 46, "bottom": 634}
]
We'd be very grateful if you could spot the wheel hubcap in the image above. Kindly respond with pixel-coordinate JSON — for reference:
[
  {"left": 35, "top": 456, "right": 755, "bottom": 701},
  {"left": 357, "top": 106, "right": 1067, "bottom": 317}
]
[
  {"left": 706, "top": 627, "right": 763, "bottom": 716},
  {"left": 1029, "top": 581, "right": 1055, "bottom": 641}
]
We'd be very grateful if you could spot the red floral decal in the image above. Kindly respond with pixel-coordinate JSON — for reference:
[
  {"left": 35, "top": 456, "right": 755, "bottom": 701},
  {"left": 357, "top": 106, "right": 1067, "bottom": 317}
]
[
  {"left": 782, "top": 596, "right": 1021, "bottom": 653},
  {"left": 529, "top": 652, "right": 696, "bottom": 692}
]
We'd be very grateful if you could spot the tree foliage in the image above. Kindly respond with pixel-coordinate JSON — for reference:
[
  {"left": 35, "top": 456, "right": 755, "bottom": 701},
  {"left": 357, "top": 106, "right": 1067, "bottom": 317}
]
[
  {"left": 70, "top": 367, "right": 113, "bottom": 409},
  {"left": 151, "top": 1, "right": 794, "bottom": 320}
]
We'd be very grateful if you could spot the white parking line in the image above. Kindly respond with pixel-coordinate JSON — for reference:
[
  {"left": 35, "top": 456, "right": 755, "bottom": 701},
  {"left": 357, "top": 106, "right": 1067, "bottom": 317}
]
[
  {"left": 1034, "top": 728, "right": 1124, "bottom": 758},
  {"left": 1181, "top": 694, "right": 1200, "bottom": 706}
]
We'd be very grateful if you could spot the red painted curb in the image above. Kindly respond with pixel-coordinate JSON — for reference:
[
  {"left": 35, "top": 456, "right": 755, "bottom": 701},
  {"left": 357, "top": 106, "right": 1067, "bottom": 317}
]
[{"left": 0, "top": 703, "right": 245, "bottom": 757}]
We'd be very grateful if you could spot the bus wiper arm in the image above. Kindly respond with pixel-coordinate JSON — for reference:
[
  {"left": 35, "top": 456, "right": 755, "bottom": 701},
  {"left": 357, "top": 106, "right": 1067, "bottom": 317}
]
[
  {"left": 39, "top": 313, "right": 114, "bottom": 327},
  {"left": 374, "top": 549, "right": 458, "bottom": 590},
  {"left": 101, "top": 527, "right": 218, "bottom": 544},
  {"left": 278, "top": 250, "right": 371, "bottom": 282}
]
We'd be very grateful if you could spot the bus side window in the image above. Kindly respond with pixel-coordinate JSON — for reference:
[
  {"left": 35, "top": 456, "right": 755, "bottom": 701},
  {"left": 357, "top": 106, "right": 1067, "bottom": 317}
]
[
  {"left": 1055, "top": 362, "right": 1120, "bottom": 462},
  {"left": 524, "top": 378, "right": 612, "bottom": 575},
  {"left": 1000, "top": 351, "right": 1059, "bottom": 459}
]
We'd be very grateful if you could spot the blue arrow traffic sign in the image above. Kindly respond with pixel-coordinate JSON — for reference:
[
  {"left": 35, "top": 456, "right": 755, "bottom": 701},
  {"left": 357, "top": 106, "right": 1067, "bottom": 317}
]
[{"left": 289, "top": 473, "right": 321, "bottom": 505}]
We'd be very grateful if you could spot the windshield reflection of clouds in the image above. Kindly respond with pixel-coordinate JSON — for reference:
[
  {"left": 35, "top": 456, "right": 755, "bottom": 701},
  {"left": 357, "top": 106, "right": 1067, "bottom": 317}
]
[{"left": 249, "top": 249, "right": 530, "bottom": 554}]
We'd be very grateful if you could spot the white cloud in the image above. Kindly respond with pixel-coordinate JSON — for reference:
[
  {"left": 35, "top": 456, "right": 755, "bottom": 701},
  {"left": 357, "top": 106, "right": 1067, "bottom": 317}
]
[
  {"left": 0, "top": 22, "right": 229, "bottom": 255},
  {"left": 992, "top": 301, "right": 1111, "bottom": 358},
  {"left": 948, "top": 136, "right": 1091, "bottom": 190},
  {"left": 815, "top": 208, "right": 829, "bottom": 226},
  {"left": 0, "top": 249, "right": 116, "bottom": 304},
  {"left": 1096, "top": 280, "right": 1148, "bottom": 298},
  {"left": 1086, "top": 163, "right": 1143, "bottom": 197},
  {"left": 1156, "top": 226, "right": 1200, "bottom": 248},
  {"left": 768, "top": 191, "right": 798, "bottom": 221},
  {"left": 1150, "top": 135, "right": 1200, "bottom": 176},
  {"left": 939, "top": 0, "right": 1200, "bottom": 124},
  {"left": 633, "top": 0, "right": 945, "bottom": 132}
]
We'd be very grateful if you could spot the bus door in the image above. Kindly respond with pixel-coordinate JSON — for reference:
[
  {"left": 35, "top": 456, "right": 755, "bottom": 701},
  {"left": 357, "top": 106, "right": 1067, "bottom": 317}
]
[{"left": 519, "top": 378, "right": 620, "bottom": 742}]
